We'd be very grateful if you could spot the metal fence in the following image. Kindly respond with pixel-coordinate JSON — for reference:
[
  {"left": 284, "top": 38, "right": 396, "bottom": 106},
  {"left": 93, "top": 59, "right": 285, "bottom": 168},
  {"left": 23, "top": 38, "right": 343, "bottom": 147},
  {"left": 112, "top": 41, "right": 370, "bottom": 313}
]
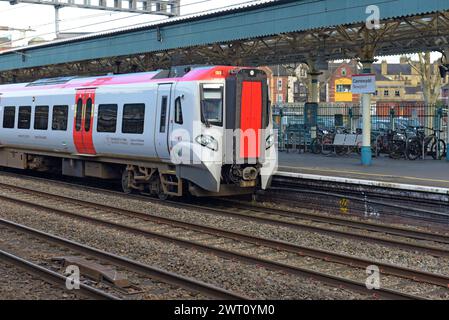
[{"left": 273, "top": 103, "right": 448, "bottom": 154}]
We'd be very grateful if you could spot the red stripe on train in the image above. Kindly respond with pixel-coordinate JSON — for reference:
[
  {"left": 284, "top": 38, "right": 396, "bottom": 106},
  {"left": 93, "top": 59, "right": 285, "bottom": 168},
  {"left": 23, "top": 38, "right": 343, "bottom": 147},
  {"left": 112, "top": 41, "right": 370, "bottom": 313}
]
[{"left": 240, "top": 81, "right": 262, "bottom": 158}]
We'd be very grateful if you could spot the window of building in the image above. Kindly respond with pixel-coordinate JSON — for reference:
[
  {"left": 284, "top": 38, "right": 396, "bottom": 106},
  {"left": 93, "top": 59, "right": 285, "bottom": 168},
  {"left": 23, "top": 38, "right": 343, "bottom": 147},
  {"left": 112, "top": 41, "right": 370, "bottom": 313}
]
[
  {"left": 277, "top": 79, "right": 283, "bottom": 91},
  {"left": 374, "top": 90, "right": 378, "bottom": 96},
  {"left": 75, "top": 98, "right": 83, "bottom": 131},
  {"left": 293, "top": 83, "right": 299, "bottom": 94},
  {"left": 159, "top": 97, "right": 168, "bottom": 133},
  {"left": 277, "top": 94, "right": 283, "bottom": 103},
  {"left": 384, "top": 90, "right": 389, "bottom": 96},
  {"left": 122, "top": 103, "right": 145, "bottom": 134},
  {"left": 395, "top": 90, "right": 400, "bottom": 97},
  {"left": 18, "top": 106, "right": 31, "bottom": 129},
  {"left": 336, "top": 84, "right": 351, "bottom": 93},
  {"left": 2, "top": 106, "right": 15, "bottom": 128},
  {"left": 52, "top": 105, "right": 68, "bottom": 131},
  {"left": 97, "top": 104, "right": 117, "bottom": 133},
  {"left": 175, "top": 97, "right": 183, "bottom": 124},
  {"left": 34, "top": 105, "right": 49, "bottom": 130}
]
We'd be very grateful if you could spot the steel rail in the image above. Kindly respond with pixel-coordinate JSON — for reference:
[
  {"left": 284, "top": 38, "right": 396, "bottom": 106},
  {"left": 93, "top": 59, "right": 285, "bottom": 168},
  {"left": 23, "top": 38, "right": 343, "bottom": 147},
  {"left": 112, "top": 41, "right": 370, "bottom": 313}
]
[
  {"left": 214, "top": 198, "right": 449, "bottom": 244},
  {"left": 3, "top": 170, "right": 448, "bottom": 243},
  {"left": 0, "top": 182, "right": 447, "bottom": 289},
  {"left": 0, "top": 190, "right": 425, "bottom": 299},
  {"left": 0, "top": 248, "right": 120, "bottom": 300},
  {"left": 0, "top": 218, "right": 247, "bottom": 300}
]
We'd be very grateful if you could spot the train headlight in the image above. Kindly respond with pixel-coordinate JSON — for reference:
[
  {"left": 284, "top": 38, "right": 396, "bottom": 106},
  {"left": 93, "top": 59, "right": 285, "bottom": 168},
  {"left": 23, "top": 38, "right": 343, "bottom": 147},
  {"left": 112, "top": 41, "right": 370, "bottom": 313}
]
[
  {"left": 266, "top": 134, "right": 275, "bottom": 150},
  {"left": 195, "top": 135, "right": 218, "bottom": 151}
]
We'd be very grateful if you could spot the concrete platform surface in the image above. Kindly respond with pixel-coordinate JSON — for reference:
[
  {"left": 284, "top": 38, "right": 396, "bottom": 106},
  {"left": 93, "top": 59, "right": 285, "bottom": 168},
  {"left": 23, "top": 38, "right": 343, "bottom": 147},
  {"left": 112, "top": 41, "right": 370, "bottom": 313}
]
[{"left": 277, "top": 152, "right": 449, "bottom": 192}]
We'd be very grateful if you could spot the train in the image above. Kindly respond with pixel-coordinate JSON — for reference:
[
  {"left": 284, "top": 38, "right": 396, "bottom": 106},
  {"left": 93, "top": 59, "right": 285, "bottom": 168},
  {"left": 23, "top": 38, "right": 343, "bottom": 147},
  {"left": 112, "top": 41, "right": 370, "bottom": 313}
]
[{"left": 0, "top": 65, "right": 277, "bottom": 198}]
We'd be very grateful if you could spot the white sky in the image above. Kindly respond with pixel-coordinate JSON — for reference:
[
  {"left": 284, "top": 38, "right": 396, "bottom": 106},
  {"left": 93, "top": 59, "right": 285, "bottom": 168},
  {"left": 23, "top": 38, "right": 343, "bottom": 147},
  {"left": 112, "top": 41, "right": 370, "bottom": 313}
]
[{"left": 0, "top": 0, "right": 442, "bottom": 63}]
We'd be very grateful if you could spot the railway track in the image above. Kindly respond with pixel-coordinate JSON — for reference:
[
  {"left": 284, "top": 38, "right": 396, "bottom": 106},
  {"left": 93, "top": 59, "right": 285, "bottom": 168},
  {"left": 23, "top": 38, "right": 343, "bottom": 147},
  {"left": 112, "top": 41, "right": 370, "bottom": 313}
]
[
  {"left": 4, "top": 171, "right": 446, "bottom": 258},
  {"left": 0, "top": 243, "right": 119, "bottom": 300},
  {"left": 0, "top": 217, "right": 246, "bottom": 300},
  {"left": 0, "top": 179, "right": 447, "bottom": 299},
  {"left": 0, "top": 249, "right": 119, "bottom": 300}
]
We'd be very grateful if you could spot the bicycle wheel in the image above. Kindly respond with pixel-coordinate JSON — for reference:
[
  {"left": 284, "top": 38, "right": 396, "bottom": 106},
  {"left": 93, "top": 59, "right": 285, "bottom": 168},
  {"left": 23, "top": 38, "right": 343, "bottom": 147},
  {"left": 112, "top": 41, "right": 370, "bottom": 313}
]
[
  {"left": 335, "top": 146, "right": 349, "bottom": 156},
  {"left": 321, "top": 134, "right": 334, "bottom": 155},
  {"left": 431, "top": 139, "right": 446, "bottom": 160},
  {"left": 406, "top": 139, "right": 421, "bottom": 160},
  {"left": 310, "top": 138, "right": 322, "bottom": 154},
  {"left": 390, "top": 142, "right": 405, "bottom": 159}
]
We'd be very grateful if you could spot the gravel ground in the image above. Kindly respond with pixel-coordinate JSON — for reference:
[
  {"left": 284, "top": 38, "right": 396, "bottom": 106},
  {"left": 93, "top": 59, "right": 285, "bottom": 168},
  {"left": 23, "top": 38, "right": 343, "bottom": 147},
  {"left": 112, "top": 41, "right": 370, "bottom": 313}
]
[
  {"left": 4, "top": 174, "right": 443, "bottom": 276},
  {"left": 0, "top": 226, "right": 206, "bottom": 300},
  {"left": 0, "top": 195, "right": 367, "bottom": 300},
  {"left": 0, "top": 259, "right": 81, "bottom": 300},
  {"left": 0, "top": 171, "right": 447, "bottom": 299}
]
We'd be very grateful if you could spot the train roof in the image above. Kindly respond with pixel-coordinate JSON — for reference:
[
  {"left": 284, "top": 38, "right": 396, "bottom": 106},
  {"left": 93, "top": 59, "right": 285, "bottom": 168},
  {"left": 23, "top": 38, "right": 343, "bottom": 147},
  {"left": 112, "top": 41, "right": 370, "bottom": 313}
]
[{"left": 0, "top": 66, "right": 238, "bottom": 94}]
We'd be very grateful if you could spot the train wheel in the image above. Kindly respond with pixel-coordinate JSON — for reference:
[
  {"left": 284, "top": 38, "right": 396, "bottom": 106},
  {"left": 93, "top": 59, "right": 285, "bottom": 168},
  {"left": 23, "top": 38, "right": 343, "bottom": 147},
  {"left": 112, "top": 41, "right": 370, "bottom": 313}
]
[
  {"left": 121, "top": 169, "right": 133, "bottom": 194},
  {"left": 149, "top": 174, "right": 169, "bottom": 200},
  {"left": 156, "top": 178, "right": 168, "bottom": 200}
]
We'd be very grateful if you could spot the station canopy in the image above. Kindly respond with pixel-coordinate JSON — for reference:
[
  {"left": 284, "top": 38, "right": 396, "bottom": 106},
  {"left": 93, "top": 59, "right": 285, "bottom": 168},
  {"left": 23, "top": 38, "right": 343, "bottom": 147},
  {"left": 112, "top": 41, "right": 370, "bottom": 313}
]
[{"left": 1, "top": 0, "right": 449, "bottom": 82}]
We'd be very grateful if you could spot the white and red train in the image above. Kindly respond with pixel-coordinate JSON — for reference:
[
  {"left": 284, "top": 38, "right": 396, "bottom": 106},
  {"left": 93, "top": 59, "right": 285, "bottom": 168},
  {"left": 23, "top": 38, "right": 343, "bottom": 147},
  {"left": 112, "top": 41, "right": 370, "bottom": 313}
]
[{"left": 0, "top": 66, "right": 277, "bottom": 198}]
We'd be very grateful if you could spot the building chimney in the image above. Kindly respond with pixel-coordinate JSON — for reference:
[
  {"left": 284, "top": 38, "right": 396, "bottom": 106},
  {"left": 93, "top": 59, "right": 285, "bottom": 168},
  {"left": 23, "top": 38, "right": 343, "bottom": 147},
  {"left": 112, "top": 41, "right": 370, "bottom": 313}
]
[{"left": 381, "top": 60, "right": 388, "bottom": 75}]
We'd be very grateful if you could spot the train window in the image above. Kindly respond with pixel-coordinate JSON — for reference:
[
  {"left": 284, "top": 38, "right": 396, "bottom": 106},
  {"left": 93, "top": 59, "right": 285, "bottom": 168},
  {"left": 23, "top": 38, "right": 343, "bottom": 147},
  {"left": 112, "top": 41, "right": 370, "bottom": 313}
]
[
  {"left": 34, "top": 106, "right": 49, "bottom": 130},
  {"left": 201, "top": 85, "right": 223, "bottom": 126},
  {"left": 52, "top": 105, "right": 68, "bottom": 131},
  {"left": 2, "top": 106, "right": 15, "bottom": 128},
  {"left": 175, "top": 97, "right": 183, "bottom": 124},
  {"left": 18, "top": 106, "right": 31, "bottom": 129},
  {"left": 85, "top": 98, "right": 92, "bottom": 132},
  {"left": 159, "top": 96, "right": 168, "bottom": 132},
  {"left": 122, "top": 103, "right": 145, "bottom": 134},
  {"left": 97, "top": 104, "right": 117, "bottom": 133},
  {"left": 75, "top": 98, "right": 83, "bottom": 131}
]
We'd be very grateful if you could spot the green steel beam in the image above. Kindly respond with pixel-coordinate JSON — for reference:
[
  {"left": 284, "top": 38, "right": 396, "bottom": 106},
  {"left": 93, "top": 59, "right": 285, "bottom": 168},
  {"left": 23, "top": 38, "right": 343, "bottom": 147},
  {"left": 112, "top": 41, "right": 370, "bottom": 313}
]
[{"left": 0, "top": 0, "right": 449, "bottom": 71}]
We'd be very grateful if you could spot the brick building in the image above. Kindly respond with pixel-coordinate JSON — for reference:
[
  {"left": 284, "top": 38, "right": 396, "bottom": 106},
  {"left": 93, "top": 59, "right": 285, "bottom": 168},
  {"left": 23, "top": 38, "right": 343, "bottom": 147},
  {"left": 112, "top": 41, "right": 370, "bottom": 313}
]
[
  {"left": 259, "top": 65, "right": 291, "bottom": 105},
  {"left": 327, "top": 61, "right": 360, "bottom": 103}
]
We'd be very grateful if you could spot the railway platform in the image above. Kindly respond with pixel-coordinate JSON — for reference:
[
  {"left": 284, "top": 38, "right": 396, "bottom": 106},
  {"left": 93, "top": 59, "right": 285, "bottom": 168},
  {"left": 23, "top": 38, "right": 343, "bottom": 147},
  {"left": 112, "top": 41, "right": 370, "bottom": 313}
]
[{"left": 276, "top": 152, "right": 449, "bottom": 194}]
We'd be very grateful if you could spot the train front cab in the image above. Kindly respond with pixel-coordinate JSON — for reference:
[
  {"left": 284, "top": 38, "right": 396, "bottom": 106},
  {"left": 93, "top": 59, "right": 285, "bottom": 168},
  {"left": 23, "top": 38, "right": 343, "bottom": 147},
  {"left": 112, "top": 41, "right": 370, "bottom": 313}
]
[{"left": 185, "top": 67, "right": 277, "bottom": 197}]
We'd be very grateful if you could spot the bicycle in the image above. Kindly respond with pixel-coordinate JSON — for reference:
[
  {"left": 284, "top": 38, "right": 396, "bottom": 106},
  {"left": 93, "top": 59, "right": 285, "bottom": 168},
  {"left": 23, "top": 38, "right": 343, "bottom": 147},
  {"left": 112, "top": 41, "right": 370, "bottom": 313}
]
[
  {"left": 310, "top": 128, "right": 327, "bottom": 154},
  {"left": 375, "top": 128, "right": 408, "bottom": 159},
  {"left": 406, "top": 127, "right": 446, "bottom": 160}
]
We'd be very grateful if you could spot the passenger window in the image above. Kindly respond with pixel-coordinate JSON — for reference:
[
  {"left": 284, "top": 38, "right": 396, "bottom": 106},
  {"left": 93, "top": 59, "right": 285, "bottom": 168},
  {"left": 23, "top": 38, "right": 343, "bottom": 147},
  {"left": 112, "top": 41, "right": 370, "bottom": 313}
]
[
  {"left": 2, "top": 106, "right": 15, "bottom": 128},
  {"left": 175, "top": 97, "right": 183, "bottom": 124},
  {"left": 75, "top": 98, "right": 83, "bottom": 131},
  {"left": 18, "top": 106, "right": 31, "bottom": 129},
  {"left": 52, "top": 105, "right": 68, "bottom": 131},
  {"left": 122, "top": 103, "right": 145, "bottom": 134},
  {"left": 34, "top": 105, "right": 49, "bottom": 130},
  {"left": 85, "top": 98, "right": 92, "bottom": 132},
  {"left": 97, "top": 104, "right": 118, "bottom": 133},
  {"left": 159, "top": 96, "right": 168, "bottom": 133}
]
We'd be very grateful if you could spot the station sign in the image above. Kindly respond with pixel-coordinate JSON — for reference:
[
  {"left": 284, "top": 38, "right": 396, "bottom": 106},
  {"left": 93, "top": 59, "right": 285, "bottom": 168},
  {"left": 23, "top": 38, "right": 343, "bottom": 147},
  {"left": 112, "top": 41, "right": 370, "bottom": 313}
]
[{"left": 351, "top": 74, "right": 376, "bottom": 94}]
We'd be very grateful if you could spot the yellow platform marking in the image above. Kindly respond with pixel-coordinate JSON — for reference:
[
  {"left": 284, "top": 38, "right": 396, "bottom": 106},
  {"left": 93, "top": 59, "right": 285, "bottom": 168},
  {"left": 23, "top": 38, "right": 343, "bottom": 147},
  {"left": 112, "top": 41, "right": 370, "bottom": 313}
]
[{"left": 279, "top": 166, "right": 449, "bottom": 184}]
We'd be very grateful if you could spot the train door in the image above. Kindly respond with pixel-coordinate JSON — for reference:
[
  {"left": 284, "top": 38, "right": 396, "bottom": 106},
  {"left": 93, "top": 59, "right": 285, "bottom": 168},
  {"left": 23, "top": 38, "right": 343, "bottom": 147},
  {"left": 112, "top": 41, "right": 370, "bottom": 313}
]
[
  {"left": 155, "top": 83, "right": 172, "bottom": 159},
  {"left": 168, "top": 92, "right": 185, "bottom": 156},
  {"left": 73, "top": 88, "right": 96, "bottom": 155}
]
